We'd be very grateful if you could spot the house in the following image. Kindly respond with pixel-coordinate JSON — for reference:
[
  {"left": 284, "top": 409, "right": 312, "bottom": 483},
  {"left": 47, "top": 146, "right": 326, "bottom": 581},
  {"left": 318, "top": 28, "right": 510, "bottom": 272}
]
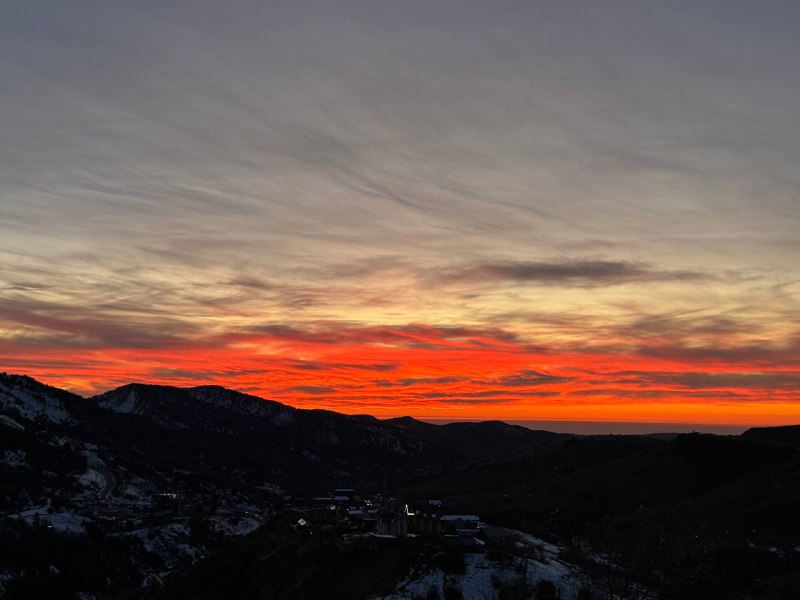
[
  {"left": 408, "top": 501, "right": 446, "bottom": 537},
  {"left": 375, "top": 511, "right": 408, "bottom": 538},
  {"left": 333, "top": 488, "right": 355, "bottom": 501},
  {"left": 440, "top": 514, "right": 480, "bottom": 534}
]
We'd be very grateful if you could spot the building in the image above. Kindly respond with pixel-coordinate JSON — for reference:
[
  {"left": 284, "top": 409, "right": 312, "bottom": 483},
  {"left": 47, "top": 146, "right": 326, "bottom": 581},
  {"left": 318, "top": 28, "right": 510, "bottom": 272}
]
[
  {"left": 375, "top": 511, "right": 408, "bottom": 538},
  {"left": 440, "top": 514, "right": 480, "bottom": 534}
]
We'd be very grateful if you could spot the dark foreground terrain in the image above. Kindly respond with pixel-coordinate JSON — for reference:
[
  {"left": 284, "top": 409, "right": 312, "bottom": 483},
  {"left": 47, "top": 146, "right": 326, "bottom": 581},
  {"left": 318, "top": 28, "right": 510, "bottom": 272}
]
[{"left": 3, "top": 373, "right": 800, "bottom": 599}]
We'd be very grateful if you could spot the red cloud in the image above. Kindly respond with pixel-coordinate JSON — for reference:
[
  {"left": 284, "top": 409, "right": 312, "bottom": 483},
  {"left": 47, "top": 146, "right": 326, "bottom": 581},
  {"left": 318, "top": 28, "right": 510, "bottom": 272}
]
[{"left": 2, "top": 322, "right": 800, "bottom": 426}]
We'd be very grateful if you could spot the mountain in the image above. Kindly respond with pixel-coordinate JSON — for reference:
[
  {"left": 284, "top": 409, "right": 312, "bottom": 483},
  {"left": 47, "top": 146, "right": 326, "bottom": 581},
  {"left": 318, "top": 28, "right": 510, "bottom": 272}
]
[
  {"left": 0, "top": 373, "right": 575, "bottom": 503},
  {"left": 398, "top": 432, "right": 800, "bottom": 599},
  {"left": 0, "top": 373, "right": 84, "bottom": 424},
  {"left": 741, "top": 424, "right": 800, "bottom": 446},
  {"left": 0, "top": 373, "right": 576, "bottom": 599},
  {"left": 86, "top": 381, "right": 573, "bottom": 486},
  {"left": 4, "top": 373, "right": 800, "bottom": 599},
  {"left": 120, "top": 430, "right": 800, "bottom": 600},
  {"left": 96, "top": 384, "right": 202, "bottom": 429},
  {"left": 187, "top": 386, "right": 295, "bottom": 423},
  {"left": 384, "top": 416, "right": 567, "bottom": 459},
  {"left": 0, "top": 374, "right": 571, "bottom": 472},
  {"left": 95, "top": 384, "right": 296, "bottom": 429}
]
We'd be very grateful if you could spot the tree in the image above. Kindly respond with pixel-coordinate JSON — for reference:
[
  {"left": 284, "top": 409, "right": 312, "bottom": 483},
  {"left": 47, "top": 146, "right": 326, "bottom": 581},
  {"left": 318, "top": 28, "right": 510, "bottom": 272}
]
[
  {"left": 535, "top": 580, "right": 560, "bottom": 600},
  {"left": 590, "top": 514, "right": 715, "bottom": 600}
]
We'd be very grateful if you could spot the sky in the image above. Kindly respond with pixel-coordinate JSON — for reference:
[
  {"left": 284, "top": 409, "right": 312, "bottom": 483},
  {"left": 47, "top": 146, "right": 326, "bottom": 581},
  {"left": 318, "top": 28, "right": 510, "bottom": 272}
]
[{"left": 2, "top": 0, "right": 800, "bottom": 427}]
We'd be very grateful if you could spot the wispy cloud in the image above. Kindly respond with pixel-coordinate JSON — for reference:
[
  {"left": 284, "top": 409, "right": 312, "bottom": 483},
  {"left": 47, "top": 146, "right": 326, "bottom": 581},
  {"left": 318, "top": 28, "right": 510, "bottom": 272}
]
[
  {"left": 435, "top": 260, "right": 707, "bottom": 287},
  {"left": 2, "top": 1, "right": 800, "bottom": 423}
]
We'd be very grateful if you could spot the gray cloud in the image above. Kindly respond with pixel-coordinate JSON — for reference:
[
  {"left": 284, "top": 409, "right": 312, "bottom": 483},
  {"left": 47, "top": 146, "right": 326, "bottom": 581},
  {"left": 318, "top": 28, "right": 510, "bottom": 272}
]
[
  {"left": 285, "top": 385, "right": 337, "bottom": 395},
  {"left": 570, "top": 388, "right": 752, "bottom": 400},
  {"left": 494, "top": 370, "right": 572, "bottom": 386},
  {"left": 435, "top": 260, "right": 706, "bottom": 287},
  {"left": 612, "top": 371, "right": 800, "bottom": 390},
  {"left": 421, "top": 390, "right": 561, "bottom": 399}
]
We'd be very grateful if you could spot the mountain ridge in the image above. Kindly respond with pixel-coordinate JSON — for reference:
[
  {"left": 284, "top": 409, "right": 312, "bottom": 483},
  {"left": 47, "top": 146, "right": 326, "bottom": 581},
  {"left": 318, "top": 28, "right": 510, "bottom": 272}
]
[{"left": 0, "top": 372, "right": 572, "bottom": 489}]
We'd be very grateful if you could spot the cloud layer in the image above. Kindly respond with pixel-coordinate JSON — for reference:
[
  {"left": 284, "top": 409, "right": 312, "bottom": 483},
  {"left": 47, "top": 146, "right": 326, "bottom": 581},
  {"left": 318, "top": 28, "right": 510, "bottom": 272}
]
[{"left": 1, "top": 1, "right": 800, "bottom": 425}]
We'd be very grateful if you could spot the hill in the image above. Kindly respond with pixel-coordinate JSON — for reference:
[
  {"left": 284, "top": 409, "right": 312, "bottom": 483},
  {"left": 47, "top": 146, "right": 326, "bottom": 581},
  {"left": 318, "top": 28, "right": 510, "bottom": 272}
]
[
  {"left": 0, "top": 373, "right": 569, "bottom": 599},
  {"left": 399, "top": 433, "right": 800, "bottom": 598},
  {"left": 741, "top": 424, "right": 800, "bottom": 447}
]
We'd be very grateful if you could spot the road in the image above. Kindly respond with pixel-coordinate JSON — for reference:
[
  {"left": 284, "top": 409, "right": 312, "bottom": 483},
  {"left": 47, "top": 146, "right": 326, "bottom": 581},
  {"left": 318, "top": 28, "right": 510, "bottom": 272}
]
[{"left": 97, "top": 467, "right": 118, "bottom": 500}]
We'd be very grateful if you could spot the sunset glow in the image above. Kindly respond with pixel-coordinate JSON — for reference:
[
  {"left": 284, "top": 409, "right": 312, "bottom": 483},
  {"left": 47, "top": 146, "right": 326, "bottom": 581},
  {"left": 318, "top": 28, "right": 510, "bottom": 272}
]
[{"left": 2, "top": 1, "right": 799, "bottom": 427}]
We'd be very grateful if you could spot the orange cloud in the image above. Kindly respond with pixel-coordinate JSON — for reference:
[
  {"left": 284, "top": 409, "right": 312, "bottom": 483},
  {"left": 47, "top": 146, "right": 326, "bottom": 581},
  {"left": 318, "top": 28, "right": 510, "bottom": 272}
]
[{"left": 3, "top": 322, "right": 799, "bottom": 427}]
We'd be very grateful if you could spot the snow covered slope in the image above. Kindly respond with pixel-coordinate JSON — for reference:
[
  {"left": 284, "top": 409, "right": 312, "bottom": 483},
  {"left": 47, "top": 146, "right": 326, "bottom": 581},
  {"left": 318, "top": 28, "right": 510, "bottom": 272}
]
[
  {"left": 187, "top": 385, "right": 296, "bottom": 424},
  {"left": 0, "top": 373, "right": 79, "bottom": 424},
  {"left": 94, "top": 384, "right": 195, "bottom": 428}
]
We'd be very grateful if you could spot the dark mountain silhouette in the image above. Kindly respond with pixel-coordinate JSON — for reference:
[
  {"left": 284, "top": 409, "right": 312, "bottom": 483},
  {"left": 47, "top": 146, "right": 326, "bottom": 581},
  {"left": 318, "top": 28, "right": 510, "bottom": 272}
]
[
  {"left": 4, "top": 372, "right": 800, "bottom": 599},
  {"left": 1, "top": 373, "right": 571, "bottom": 496},
  {"left": 741, "top": 424, "right": 800, "bottom": 446},
  {"left": 120, "top": 430, "right": 800, "bottom": 600},
  {"left": 120, "top": 513, "right": 421, "bottom": 600},
  {"left": 0, "top": 373, "right": 88, "bottom": 423},
  {"left": 398, "top": 433, "right": 800, "bottom": 599},
  {"left": 384, "top": 416, "right": 566, "bottom": 459}
]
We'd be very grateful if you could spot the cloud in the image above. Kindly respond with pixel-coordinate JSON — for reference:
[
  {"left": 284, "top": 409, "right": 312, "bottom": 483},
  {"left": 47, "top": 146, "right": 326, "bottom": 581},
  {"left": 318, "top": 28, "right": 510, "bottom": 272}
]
[
  {"left": 290, "top": 360, "right": 398, "bottom": 372},
  {"left": 568, "top": 388, "right": 753, "bottom": 400},
  {"left": 241, "top": 323, "right": 519, "bottom": 349},
  {"left": 395, "top": 376, "right": 466, "bottom": 387},
  {"left": 611, "top": 371, "right": 800, "bottom": 390},
  {"left": 2, "top": 1, "right": 800, "bottom": 424},
  {"left": 0, "top": 297, "right": 193, "bottom": 349},
  {"left": 633, "top": 339, "right": 800, "bottom": 367},
  {"left": 421, "top": 390, "right": 561, "bottom": 399},
  {"left": 435, "top": 260, "right": 707, "bottom": 287},
  {"left": 493, "top": 370, "right": 572, "bottom": 386},
  {"left": 286, "top": 385, "right": 337, "bottom": 395}
]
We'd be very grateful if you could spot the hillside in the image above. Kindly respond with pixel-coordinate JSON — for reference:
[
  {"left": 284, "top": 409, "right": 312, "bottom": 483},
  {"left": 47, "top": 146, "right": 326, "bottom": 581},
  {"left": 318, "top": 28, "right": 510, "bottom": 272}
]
[
  {"left": 116, "top": 431, "right": 800, "bottom": 600},
  {"left": 0, "top": 373, "right": 569, "bottom": 599},
  {"left": 5, "top": 373, "right": 800, "bottom": 599},
  {"left": 399, "top": 433, "right": 800, "bottom": 598},
  {"left": 741, "top": 424, "right": 800, "bottom": 447}
]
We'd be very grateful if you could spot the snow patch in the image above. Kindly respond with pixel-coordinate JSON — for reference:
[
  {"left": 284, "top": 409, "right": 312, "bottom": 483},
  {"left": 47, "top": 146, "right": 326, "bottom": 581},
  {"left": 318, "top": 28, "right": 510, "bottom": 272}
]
[
  {"left": 379, "top": 534, "right": 585, "bottom": 600},
  {"left": 78, "top": 469, "right": 108, "bottom": 492},
  {"left": 0, "top": 380, "right": 72, "bottom": 423},
  {"left": 2, "top": 449, "right": 28, "bottom": 468}
]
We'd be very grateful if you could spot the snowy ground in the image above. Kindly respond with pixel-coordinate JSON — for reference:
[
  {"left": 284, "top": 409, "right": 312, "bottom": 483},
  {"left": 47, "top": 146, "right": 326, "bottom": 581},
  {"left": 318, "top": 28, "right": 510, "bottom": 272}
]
[
  {"left": 80, "top": 446, "right": 106, "bottom": 468},
  {"left": 119, "top": 479, "right": 151, "bottom": 503},
  {"left": 2, "top": 449, "right": 28, "bottom": 468},
  {"left": 77, "top": 468, "right": 108, "bottom": 493},
  {"left": 378, "top": 529, "right": 584, "bottom": 600},
  {"left": 9, "top": 503, "right": 90, "bottom": 534},
  {"left": 0, "top": 381, "right": 72, "bottom": 424},
  {"left": 211, "top": 514, "right": 261, "bottom": 536},
  {"left": 124, "top": 522, "right": 202, "bottom": 567}
]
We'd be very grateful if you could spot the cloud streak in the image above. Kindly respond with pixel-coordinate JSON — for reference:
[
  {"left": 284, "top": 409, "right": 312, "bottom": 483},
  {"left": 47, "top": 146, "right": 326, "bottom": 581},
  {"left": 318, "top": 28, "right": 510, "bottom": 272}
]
[
  {"left": 435, "top": 260, "right": 707, "bottom": 287},
  {"left": 1, "top": 1, "right": 800, "bottom": 425}
]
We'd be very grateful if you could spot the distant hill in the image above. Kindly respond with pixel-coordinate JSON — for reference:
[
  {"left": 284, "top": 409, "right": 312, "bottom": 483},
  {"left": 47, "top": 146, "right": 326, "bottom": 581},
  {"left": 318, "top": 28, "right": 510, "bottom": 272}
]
[
  {"left": 128, "top": 513, "right": 420, "bottom": 600},
  {"left": 399, "top": 432, "right": 800, "bottom": 599},
  {"left": 741, "top": 424, "right": 800, "bottom": 446},
  {"left": 0, "top": 373, "right": 574, "bottom": 598},
  {"left": 1, "top": 373, "right": 573, "bottom": 498},
  {"left": 0, "top": 373, "right": 87, "bottom": 424},
  {"left": 122, "top": 430, "right": 800, "bottom": 600},
  {"left": 384, "top": 416, "right": 567, "bottom": 460},
  {"left": 6, "top": 372, "right": 800, "bottom": 599}
]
